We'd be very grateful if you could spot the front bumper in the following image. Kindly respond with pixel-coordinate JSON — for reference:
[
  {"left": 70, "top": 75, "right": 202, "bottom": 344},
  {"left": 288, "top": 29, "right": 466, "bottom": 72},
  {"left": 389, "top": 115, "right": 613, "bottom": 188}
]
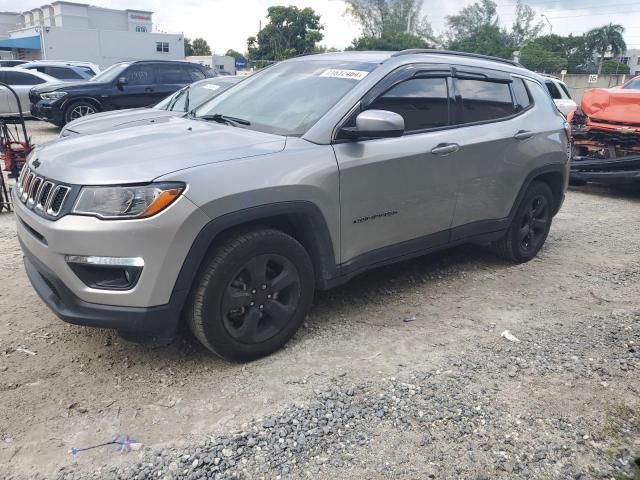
[
  {"left": 22, "top": 244, "right": 181, "bottom": 339},
  {"left": 14, "top": 188, "right": 210, "bottom": 333},
  {"left": 571, "top": 154, "right": 640, "bottom": 185},
  {"left": 30, "top": 101, "right": 64, "bottom": 125}
]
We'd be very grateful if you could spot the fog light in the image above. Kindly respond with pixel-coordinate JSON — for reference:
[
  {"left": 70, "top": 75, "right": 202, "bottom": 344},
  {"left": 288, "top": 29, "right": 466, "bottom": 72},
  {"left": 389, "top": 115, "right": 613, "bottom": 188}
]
[
  {"left": 64, "top": 255, "right": 144, "bottom": 267},
  {"left": 65, "top": 256, "right": 143, "bottom": 290}
]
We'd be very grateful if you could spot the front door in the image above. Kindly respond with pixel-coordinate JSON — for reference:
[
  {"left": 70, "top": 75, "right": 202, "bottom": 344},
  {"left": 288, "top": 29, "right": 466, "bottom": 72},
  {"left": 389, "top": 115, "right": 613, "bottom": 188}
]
[
  {"left": 333, "top": 66, "right": 460, "bottom": 266},
  {"left": 110, "top": 63, "right": 158, "bottom": 109}
]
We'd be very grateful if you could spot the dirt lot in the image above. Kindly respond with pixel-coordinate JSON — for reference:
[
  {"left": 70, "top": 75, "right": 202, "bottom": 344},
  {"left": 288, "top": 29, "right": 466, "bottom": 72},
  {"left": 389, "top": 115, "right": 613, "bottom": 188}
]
[{"left": 0, "top": 121, "right": 638, "bottom": 479}]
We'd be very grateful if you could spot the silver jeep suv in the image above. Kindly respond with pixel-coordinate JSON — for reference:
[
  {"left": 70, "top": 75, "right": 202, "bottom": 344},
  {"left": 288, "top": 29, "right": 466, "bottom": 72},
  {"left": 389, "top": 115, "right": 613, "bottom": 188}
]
[{"left": 14, "top": 50, "right": 569, "bottom": 361}]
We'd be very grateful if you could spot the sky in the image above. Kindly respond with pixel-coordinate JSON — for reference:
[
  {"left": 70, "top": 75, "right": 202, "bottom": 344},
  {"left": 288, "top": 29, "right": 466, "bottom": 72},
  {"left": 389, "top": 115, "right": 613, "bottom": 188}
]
[{"left": 7, "top": 0, "right": 640, "bottom": 52}]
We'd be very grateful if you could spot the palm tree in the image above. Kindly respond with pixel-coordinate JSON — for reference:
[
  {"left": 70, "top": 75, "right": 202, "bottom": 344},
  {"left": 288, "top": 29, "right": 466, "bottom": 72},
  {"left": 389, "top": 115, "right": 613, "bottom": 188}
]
[{"left": 586, "top": 23, "right": 627, "bottom": 74}]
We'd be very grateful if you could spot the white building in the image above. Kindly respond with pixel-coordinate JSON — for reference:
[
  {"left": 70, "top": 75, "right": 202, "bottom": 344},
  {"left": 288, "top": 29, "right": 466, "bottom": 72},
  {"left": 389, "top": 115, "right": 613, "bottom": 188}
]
[
  {"left": 621, "top": 49, "right": 640, "bottom": 77},
  {"left": 186, "top": 55, "right": 237, "bottom": 75},
  {"left": 0, "top": 2, "right": 184, "bottom": 67}
]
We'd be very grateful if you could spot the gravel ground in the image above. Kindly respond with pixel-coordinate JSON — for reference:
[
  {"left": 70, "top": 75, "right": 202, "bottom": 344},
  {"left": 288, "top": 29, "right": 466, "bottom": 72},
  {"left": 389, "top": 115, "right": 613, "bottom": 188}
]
[{"left": 0, "top": 121, "right": 639, "bottom": 479}]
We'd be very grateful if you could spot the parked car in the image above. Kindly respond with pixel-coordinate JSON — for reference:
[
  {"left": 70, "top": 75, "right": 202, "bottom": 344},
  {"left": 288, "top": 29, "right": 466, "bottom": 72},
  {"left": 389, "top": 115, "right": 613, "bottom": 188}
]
[
  {"left": 19, "top": 61, "right": 96, "bottom": 81},
  {"left": 0, "top": 60, "right": 28, "bottom": 67},
  {"left": 568, "top": 87, "right": 640, "bottom": 185},
  {"left": 60, "top": 76, "right": 242, "bottom": 137},
  {"left": 14, "top": 50, "right": 569, "bottom": 361},
  {"left": 0, "top": 67, "right": 57, "bottom": 117},
  {"left": 621, "top": 76, "right": 640, "bottom": 89},
  {"left": 29, "top": 60, "right": 213, "bottom": 126},
  {"left": 542, "top": 76, "right": 577, "bottom": 116}
]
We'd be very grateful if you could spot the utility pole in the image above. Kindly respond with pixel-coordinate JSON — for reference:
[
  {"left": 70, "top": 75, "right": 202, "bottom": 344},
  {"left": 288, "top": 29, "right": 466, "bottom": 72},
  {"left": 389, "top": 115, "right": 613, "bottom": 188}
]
[{"left": 541, "top": 14, "right": 552, "bottom": 34}]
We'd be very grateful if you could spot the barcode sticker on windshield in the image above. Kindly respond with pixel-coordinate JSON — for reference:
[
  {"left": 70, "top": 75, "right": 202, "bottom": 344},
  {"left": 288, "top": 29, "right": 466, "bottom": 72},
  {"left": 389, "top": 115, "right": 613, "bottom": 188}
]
[
  {"left": 320, "top": 69, "right": 369, "bottom": 81},
  {"left": 202, "top": 84, "right": 221, "bottom": 91}
]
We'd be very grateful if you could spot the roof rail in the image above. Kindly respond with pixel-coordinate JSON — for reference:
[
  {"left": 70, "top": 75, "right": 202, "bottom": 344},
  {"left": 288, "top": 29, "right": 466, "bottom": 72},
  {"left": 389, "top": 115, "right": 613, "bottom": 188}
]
[{"left": 390, "top": 49, "right": 522, "bottom": 67}]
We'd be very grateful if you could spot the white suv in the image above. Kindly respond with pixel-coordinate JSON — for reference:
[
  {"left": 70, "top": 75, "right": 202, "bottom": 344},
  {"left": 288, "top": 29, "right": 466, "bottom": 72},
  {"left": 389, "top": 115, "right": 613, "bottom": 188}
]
[{"left": 543, "top": 76, "right": 577, "bottom": 116}]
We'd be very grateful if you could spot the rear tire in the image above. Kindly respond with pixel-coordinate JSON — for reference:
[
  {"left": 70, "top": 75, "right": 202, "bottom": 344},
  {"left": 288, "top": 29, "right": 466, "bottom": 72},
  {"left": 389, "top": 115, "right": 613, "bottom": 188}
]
[
  {"left": 186, "top": 227, "right": 315, "bottom": 362},
  {"left": 492, "top": 181, "right": 554, "bottom": 263}
]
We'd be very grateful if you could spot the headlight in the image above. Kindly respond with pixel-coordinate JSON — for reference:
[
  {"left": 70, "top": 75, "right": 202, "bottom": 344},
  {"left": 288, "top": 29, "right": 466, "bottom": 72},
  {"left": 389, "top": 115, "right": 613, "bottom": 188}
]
[
  {"left": 40, "top": 92, "right": 67, "bottom": 101},
  {"left": 72, "top": 183, "right": 185, "bottom": 219}
]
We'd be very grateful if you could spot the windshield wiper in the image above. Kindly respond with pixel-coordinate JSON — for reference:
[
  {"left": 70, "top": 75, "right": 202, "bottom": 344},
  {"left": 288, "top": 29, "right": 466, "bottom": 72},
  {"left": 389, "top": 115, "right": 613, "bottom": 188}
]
[{"left": 196, "top": 113, "right": 251, "bottom": 126}]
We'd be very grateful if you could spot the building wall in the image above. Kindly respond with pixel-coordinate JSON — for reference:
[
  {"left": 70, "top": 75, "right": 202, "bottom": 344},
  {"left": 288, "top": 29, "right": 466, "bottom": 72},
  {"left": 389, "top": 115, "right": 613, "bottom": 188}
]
[
  {"left": 0, "top": 12, "right": 20, "bottom": 39},
  {"left": 562, "top": 74, "right": 627, "bottom": 103},
  {"left": 37, "top": 26, "right": 184, "bottom": 66}
]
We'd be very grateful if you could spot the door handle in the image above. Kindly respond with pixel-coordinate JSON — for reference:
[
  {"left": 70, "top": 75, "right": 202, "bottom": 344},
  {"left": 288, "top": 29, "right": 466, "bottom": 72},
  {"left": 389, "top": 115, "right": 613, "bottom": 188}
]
[
  {"left": 431, "top": 143, "right": 460, "bottom": 155},
  {"left": 145, "top": 87, "right": 154, "bottom": 92},
  {"left": 514, "top": 130, "right": 534, "bottom": 140}
]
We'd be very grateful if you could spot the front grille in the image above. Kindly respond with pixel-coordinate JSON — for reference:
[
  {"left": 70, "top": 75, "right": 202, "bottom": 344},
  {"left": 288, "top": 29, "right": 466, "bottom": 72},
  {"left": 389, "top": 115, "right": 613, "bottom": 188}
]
[{"left": 16, "top": 166, "right": 71, "bottom": 219}]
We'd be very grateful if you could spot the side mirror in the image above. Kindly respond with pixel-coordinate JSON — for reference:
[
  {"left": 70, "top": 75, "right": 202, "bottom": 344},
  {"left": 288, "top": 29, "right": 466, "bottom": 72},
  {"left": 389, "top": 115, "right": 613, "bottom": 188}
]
[
  {"left": 341, "top": 109, "right": 405, "bottom": 139},
  {"left": 117, "top": 77, "right": 128, "bottom": 87}
]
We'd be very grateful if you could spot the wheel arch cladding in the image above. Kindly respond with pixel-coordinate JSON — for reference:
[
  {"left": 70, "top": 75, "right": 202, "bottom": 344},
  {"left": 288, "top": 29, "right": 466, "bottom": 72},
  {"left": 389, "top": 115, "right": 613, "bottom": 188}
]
[
  {"left": 170, "top": 201, "right": 337, "bottom": 320},
  {"left": 510, "top": 165, "right": 567, "bottom": 219}
]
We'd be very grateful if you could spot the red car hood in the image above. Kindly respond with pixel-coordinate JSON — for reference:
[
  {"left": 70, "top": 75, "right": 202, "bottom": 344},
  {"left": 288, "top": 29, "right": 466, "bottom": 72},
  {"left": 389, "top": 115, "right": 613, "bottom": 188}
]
[{"left": 580, "top": 88, "right": 640, "bottom": 124}]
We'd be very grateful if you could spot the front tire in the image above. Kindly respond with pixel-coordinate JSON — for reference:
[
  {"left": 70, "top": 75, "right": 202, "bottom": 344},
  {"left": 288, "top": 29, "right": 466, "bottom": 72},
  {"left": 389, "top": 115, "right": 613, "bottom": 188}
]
[
  {"left": 492, "top": 181, "right": 554, "bottom": 263},
  {"left": 186, "top": 228, "right": 315, "bottom": 362},
  {"left": 64, "top": 100, "right": 99, "bottom": 125}
]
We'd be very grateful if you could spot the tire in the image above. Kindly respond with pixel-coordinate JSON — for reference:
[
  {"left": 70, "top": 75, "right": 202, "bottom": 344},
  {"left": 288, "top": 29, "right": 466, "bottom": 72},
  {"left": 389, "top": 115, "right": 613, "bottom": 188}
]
[
  {"left": 186, "top": 227, "right": 315, "bottom": 362},
  {"left": 492, "top": 181, "right": 554, "bottom": 263},
  {"left": 63, "top": 100, "right": 99, "bottom": 125}
]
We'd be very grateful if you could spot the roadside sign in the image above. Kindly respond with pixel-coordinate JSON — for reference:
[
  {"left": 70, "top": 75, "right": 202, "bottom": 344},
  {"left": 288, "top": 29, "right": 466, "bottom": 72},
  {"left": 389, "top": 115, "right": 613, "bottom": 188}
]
[
  {"left": 235, "top": 59, "right": 247, "bottom": 69},
  {"left": 588, "top": 74, "right": 598, "bottom": 84}
]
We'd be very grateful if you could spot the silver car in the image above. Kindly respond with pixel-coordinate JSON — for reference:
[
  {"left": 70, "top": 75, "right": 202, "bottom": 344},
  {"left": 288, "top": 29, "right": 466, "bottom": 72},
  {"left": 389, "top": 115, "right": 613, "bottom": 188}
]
[
  {"left": 14, "top": 50, "right": 569, "bottom": 361},
  {"left": 60, "top": 76, "right": 243, "bottom": 137},
  {"left": 0, "top": 67, "right": 56, "bottom": 116}
]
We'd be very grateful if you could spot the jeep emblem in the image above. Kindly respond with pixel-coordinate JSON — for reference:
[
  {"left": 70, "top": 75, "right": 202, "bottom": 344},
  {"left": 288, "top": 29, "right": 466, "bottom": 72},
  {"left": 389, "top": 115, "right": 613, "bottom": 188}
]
[{"left": 32, "top": 158, "right": 41, "bottom": 169}]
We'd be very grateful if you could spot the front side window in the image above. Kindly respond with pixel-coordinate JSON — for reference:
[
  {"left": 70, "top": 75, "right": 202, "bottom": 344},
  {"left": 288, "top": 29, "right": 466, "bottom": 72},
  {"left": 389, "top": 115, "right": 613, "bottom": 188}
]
[
  {"left": 455, "top": 78, "right": 515, "bottom": 124},
  {"left": 194, "top": 60, "right": 378, "bottom": 136},
  {"left": 368, "top": 77, "right": 449, "bottom": 131},
  {"left": 123, "top": 64, "right": 155, "bottom": 86}
]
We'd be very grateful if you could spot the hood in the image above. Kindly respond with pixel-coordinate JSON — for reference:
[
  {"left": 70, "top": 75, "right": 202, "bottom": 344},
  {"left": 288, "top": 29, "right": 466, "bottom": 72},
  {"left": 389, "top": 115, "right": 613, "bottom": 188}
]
[
  {"left": 580, "top": 88, "right": 640, "bottom": 124},
  {"left": 32, "top": 116, "right": 286, "bottom": 185},
  {"left": 63, "top": 108, "right": 179, "bottom": 135},
  {"left": 32, "top": 79, "right": 97, "bottom": 93}
]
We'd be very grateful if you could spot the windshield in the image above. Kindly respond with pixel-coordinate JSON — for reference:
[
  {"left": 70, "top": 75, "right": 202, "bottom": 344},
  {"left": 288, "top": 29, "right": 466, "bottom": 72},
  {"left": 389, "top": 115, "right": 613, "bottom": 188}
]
[
  {"left": 90, "top": 62, "right": 130, "bottom": 83},
  {"left": 194, "top": 60, "right": 378, "bottom": 136},
  {"left": 155, "top": 78, "right": 240, "bottom": 112},
  {"left": 623, "top": 78, "right": 640, "bottom": 89}
]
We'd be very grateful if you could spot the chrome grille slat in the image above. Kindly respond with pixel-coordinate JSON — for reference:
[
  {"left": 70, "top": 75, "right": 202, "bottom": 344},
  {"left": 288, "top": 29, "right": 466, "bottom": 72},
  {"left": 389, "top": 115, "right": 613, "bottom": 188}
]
[{"left": 18, "top": 167, "right": 71, "bottom": 219}]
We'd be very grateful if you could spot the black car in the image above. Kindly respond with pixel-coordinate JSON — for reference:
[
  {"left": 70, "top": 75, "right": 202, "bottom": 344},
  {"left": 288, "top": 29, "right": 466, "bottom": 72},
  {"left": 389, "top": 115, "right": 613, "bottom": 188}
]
[{"left": 30, "top": 60, "right": 213, "bottom": 126}]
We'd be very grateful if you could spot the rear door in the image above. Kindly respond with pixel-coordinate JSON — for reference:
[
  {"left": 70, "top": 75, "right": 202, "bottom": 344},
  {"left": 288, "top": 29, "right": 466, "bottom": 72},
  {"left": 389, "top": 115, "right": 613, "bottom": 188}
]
[
  {"left": 4, "top": 70, "right": 47, "bottom": 115},
  {"left": 448, "top": 69, "right": 537, "bottom": 238},
  {"left": 153, "top": 64, "right": 193, "bottom": 104},
  {"left": 333, "top": 64, "right": 461, "bottom": 265},
  {"left": 110, "top": 63, "right": 158, "bottom": 109}
]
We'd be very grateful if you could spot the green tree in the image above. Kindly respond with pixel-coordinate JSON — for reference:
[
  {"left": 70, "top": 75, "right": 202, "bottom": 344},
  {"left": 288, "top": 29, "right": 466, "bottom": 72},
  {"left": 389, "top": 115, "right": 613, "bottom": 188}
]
[
  {"left": 225, "top": 49, "right": 247, "bottom": 63},
  {"left": 510, "top": 0, "right": 543, "bottom": 49},
  {"left": 184, "top": 37, "right": 193, "bottom": 57},
  {"left": 586, "top": 23, "right": 627, "bottom": 74},
  {"left": 523, "top": 34, "right": 593, "bottom": 73},
  {"left": 520, "top": 44, "right": 567, "bottom": 72},
  {"left": 191, "top": 37, "right": 212, "bottom": 56},
  {"left": 446, "top": 0, "right": 499, "bottom": 43},
  {"left": 349, "top": 32, "right": 430, "bottom": 51},
  {"left": 600, "top": 59, "right": 630, "bottom": 74},
  {"left": 247, "top": 6, "right": 323, "bottom": 61},
  {"left": 448, "top": 24, "right": 513, "bottom": 59},
  {"left": 345, "top": 0, "right": 435, "bottom": 51}
]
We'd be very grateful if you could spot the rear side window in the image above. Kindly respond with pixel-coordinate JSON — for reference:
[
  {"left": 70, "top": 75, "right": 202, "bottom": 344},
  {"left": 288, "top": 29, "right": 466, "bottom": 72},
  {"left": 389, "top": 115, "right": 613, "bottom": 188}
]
[
  {"left": 558, "top": 82, "right": 572, "bottom": 99},
  {"left": 455, "top": 79, "right": 515, "bottom": 123},
  {"left": 5, "top": 71, "right": 45, "bottom": 86},
  {"left": 47, "top": 66, "right": 84, "bottom": 80},
  {"left": 368, "top": 77, "right": 449, "bottom": 131},
  {"left": 157, "top": 65, "right": 191, "bottom": 84},
  {"left": 511, "top": 78, "right": 531, "bottom": 110},
  {"left": 188, "top": 67, "right": 206, "bottom": 81},
  {"left": 545, "top": 80, "right": 562, "bottom": 99}
]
